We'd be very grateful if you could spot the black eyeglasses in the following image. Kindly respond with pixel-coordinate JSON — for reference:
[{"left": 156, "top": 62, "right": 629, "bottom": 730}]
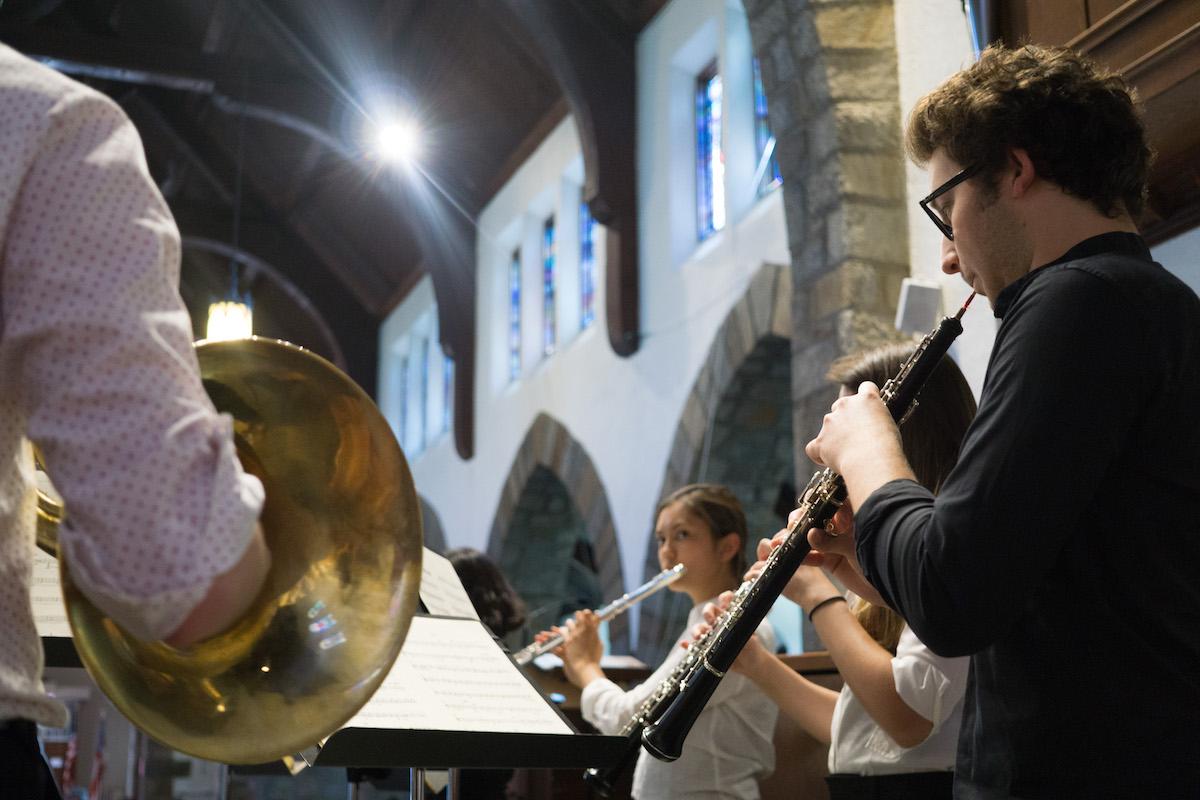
[{"left": 919, "top": 163, "right": 980, "bottom": 240}]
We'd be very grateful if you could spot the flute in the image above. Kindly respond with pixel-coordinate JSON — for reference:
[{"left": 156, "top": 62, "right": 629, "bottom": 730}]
[
  {"left": 512, "top": 564, "right": 687, "bottom": 666},
  {"left": 641, "top": 292, "right": 976, "bottom": 762}
]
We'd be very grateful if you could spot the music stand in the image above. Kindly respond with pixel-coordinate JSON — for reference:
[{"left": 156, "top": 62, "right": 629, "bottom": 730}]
[
  {"left": 300, "top": 614, "right": 630, "bottom": 799},
  {"left": 38, "top": 547, "right": 631, "bottom": 799}
]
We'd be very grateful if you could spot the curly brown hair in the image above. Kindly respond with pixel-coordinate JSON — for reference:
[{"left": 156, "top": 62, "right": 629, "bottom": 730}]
[{"left": 906, "top": 44, "right": 1153, "bottom": 217}]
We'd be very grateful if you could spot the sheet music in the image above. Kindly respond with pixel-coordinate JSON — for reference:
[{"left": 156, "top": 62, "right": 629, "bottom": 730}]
[
  {"left": 32, "top": 548, "right": 71, "bottom": 638},
  {"left": 418, "top": 548, "right": 480, "bottom": 620},
  {"left": 344, "top": 616, "right": 572, "bottom": 735}
]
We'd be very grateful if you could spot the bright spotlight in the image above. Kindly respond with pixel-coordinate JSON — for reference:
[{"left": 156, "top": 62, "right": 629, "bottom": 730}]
[{"left": 374, "top": 119, "right": 421, "bottom": 165}]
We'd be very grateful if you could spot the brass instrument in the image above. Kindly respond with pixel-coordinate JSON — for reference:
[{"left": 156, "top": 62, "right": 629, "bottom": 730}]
[
  {"left": 641, "top": 293, "right": 976, "bottom": 762},
  {"left": 513, "top": 564, "right": 686, "bottom": 666},
  {"left": 35, "top": 337, "right": 423, "bottom": 765}
]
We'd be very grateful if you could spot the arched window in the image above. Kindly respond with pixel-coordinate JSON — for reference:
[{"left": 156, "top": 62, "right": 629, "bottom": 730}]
[{"left": 696, "top": 60, "right": 725, "bottom": 241}]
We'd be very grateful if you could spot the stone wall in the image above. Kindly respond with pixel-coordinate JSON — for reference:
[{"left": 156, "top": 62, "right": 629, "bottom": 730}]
[
  {"left": 498, "top": 465, "right": 602, "bottom": 636},
  {"left": 487, "top": 412, "right": 628, "bottom": 651},
  {"left": 744, "top": 0, "right": 911, "bottom": 471}
]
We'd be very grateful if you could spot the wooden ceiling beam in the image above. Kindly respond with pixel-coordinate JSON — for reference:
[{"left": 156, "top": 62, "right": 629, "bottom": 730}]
[
  {"left": 173, "top": 208, "right": 380, "bottom": 393},
  {"left": 401, "top": 195, "right": 477, "bottom": 461},
  {"left": 497, "top": 0, "right": 641, "bottom": 357},
  {"left": 141, "top": 95, "right": 385, "bottom": 389},
  {"left": 119, "top": 92, "right": 233, "bottom": 207},
  {"left": 1, "top": 19, "right": 422, "bottom": 316},
  {"left": 0, "top": 20, "right": 322, "bottom": 108}
]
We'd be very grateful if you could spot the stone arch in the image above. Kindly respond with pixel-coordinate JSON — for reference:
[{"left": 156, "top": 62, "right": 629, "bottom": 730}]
[
  {"left": 638, "top": 263, "right": 794, "bottom": 663},
  {"left": 418, "top": 496, "right": 447, "bottom": 554},
  {"left": 488, "top": 413, "right": 628, "bottom": 652},
  {"left": 744, "top": 0, "right": 913, "bottom": 460}
]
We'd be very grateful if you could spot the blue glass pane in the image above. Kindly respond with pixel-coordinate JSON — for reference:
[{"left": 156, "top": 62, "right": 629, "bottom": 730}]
[
  {"left": 419, "top": 337, "right": 430, "bottom": 451},
  {"left": 752, "top": 58, "right": 782, "bottom": 194},
  {"left": 399, "top": 355, "right": 409, "bottom": 451},
  {"left": 580, "top": 199, "right": 595, "bottom": 329},
  {"left": 442, "top": 355, "right": 454, "bottom": 433},
  {"left": 543, "top": 216, "right": 556, "bottom": 355},
  {"left": 509, "top": 249, "right": 521, "bottom": 381},
  {"left": 696, "top": 66, "right": 725, "bottom": 240}
]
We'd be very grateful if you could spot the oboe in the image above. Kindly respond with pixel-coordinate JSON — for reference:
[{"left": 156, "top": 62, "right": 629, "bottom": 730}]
[
  {"left": 641, "top": 293, "right": 976, "bottom": 762},
  {"left": 582, "top": 617, "right": 718, "bottom": 797},
  {"left": 512, "top": 564, "right": 686, "bottom": 666}
]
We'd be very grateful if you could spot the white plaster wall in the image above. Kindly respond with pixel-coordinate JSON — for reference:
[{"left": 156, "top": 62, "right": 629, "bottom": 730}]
[
  {"left": 380, "top": 0, "right": 790, "bottom": 648},
  {"left": 895, "top": 0, "right": 997, "bottom": 399},
  {"left": 1153, "top": 227, "right": 1200, "bottom": 297},
  {"left": 377, "top": 276, "right": 453, "bottom": 459}
]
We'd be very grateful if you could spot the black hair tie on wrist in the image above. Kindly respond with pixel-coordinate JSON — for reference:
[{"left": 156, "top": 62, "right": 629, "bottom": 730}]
[{"left": 807, "top": 595, "right": 847, "bottom": 623}]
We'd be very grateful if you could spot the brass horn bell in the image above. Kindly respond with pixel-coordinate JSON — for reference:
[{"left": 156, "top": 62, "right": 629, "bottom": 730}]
[{"left": 36, "top": 337, "right": 422, "bottom": 765}]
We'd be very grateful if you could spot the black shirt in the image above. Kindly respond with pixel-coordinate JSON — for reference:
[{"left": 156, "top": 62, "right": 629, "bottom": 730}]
[{"left": 856, "top": 233, "right": 1200, "bottom": 798}]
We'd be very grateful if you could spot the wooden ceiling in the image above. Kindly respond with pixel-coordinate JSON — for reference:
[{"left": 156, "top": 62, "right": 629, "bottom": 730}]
[
  {"left": 5, "top": 0, "right": 1193, "bottom": 455},
  {"left": 993, "top": 0, "right": 1200, "bottom": 244},
  {"left": 0, "top": 0, "right": 667, "bottom": 402}
]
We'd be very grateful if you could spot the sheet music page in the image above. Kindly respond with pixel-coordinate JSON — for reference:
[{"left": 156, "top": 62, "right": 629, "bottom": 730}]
[
  {"left": 418, "top": 548, "right": 480, "bottom": 620},
  {"left": 344, "top": 616, "right": 572, "bottom": 735},
  {"left": 32, "top": 548, "right": 71, "bottom": 638}
]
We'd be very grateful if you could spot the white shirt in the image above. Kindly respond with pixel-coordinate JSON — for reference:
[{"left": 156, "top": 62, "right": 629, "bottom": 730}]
[
  {"left": 0, "top": 45, "right": 263, "bottom": 726},
  {"left": 828, "top": 624, "right": 968, "bottom": 775},
  {"left": 581, "top": 600, "right": 779, "bottom": 800}
]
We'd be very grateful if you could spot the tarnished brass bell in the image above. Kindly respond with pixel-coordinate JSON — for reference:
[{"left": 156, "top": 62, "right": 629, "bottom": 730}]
[{"left": 36, "top": 337, "right": 422, "bottom": 765}]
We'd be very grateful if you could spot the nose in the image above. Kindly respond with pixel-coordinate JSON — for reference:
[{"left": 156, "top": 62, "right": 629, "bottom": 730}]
[{"left": 940, "top": 237, "right": 961, "bottom": 275}]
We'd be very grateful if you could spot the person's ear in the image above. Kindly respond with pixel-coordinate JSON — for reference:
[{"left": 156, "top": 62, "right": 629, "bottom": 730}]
[
  {"left": 717, "top": 531, "right": 741, "bottom": 563},
  {"left": 1008, "top": 147, "right": 1037, "bottom": 198}
]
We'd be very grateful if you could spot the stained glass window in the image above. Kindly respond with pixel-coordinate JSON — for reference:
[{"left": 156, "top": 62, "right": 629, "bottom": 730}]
[
  {"left": 509, "top": 248, "right": 521, "bottom": 381},
  {"left": 418, "top": 336, "right": 430, "bottom": 451},
  {"left": 579, "top": 197, "right": 596, "bottom": 330},
  {"left": 696, "top": 62, "right": 725, "bottom": 241},
  {"left": 752, "top": 58, "right": 782, "bottom": 195},
  {"left": 398, "top": 354, "right": 410, "bottom": 451},
  {"left": 542, "top": 215, "right": 556, "bottom": 356},
  {"left": 442, "top": 354, "right": 454, "bottom": 434}
]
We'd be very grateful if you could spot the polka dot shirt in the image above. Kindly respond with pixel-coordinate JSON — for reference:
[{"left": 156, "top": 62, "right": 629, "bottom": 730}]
[{"left": 0, "top": 45, "right": 264, "bottom": 726}]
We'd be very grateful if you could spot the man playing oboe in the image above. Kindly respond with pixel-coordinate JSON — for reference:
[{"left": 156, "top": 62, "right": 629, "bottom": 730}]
[{"left": 804, "top": 45, "right": 1200, "bottom": 799}]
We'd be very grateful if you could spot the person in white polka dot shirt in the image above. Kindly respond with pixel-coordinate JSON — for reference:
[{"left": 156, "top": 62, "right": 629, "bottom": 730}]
[{"left": 0, "top": 45, "right": 269, "bottom": 797}]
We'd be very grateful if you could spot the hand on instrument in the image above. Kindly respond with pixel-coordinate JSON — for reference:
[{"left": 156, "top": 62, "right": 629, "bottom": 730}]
[
  {"left": 805, "top": 381, "right": 899, "bottom": 472},
  {"left": 753, "top": 507, "right": 889, "bottom": 608},
  {"left": 794, "top": 497, "right": 860, "bottom": 564},
  {"left": 748, "top": 532, "right": 840, "bottom": 613},
  {"left": 797, "top": 506, "right": 888, "bottom": 607},
  {"left": 683, "top": 592, "right": 771, "bottom": 679},
  {"left": 804, "top": 382, "right": 914, "bottom": 513},
  {"left": 539, "top": 609, "right": 604, "bottom": 688}
]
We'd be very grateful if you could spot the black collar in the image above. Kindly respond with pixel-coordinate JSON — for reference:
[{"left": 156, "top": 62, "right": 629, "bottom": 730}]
[{"left": 993, "top": 232, "right": 1151, "bottom": 318}]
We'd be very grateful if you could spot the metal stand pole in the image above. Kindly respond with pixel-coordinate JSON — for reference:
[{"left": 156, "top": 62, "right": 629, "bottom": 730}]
[
  {"left": 410, "top": 766, "right": 426, "bottom": 800},
  {"left": 446, "top": 767, "right": 459, "bottom": 800}
]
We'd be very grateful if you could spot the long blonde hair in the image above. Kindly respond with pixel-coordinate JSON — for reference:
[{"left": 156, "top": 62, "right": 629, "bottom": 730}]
[{"left": 826, "top": 343, "right": 976, "bottom": 651}]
